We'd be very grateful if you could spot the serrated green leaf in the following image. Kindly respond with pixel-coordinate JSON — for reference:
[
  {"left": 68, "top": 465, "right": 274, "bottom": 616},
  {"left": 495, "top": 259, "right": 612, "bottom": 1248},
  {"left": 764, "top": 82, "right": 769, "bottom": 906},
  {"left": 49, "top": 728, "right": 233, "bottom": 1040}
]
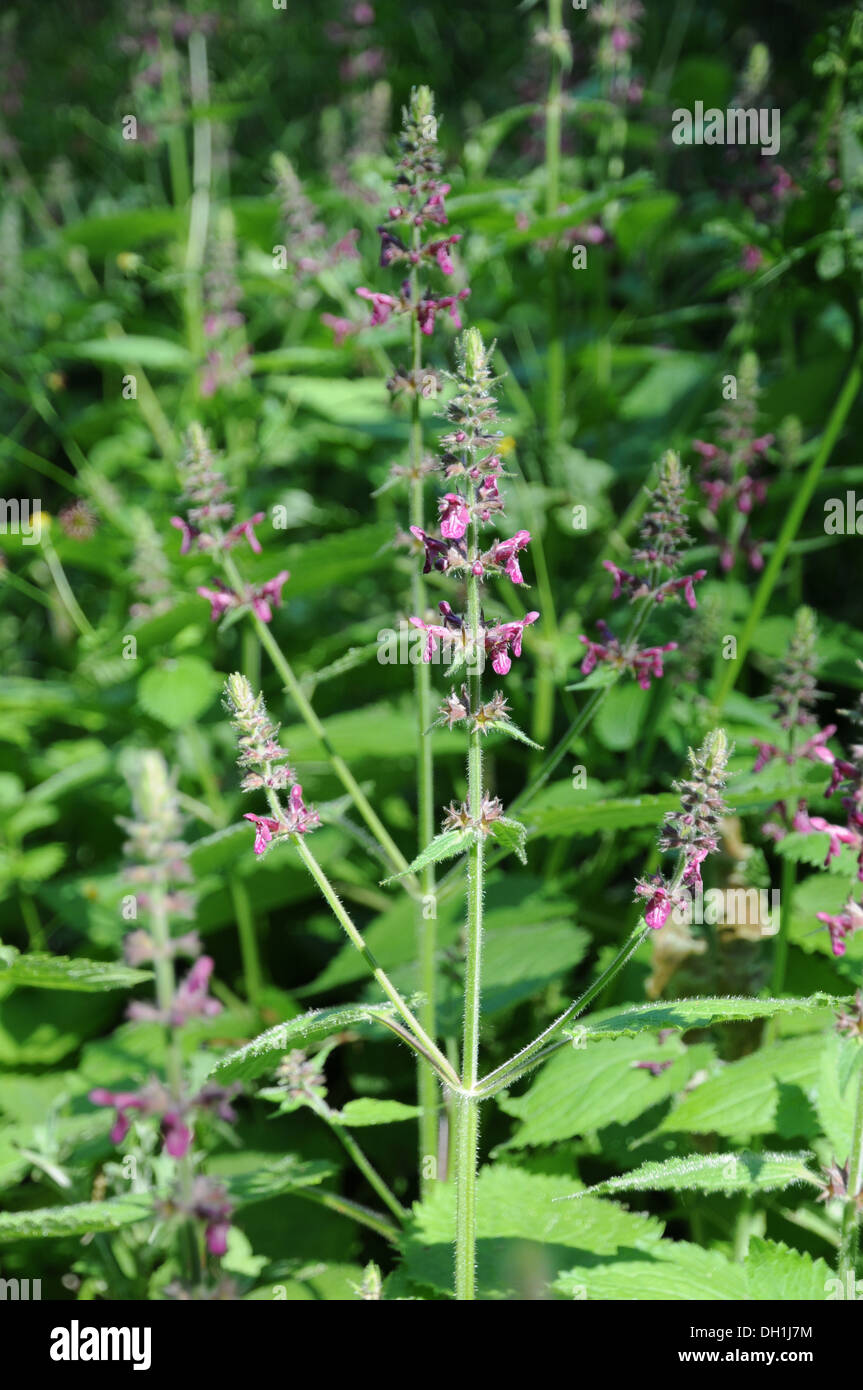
[
  {"left": 659, "top": 1035, "right": 826, "bottom": 1140},
  {"left": 403, "top": 1165, "right": 664, "bottom": 1298},
  {"left": 208, "top": 1003, "right": 402, "bottom": 1083},
  {"left": 381, "top": 829, "right": 473, "bottom": 884},
  {"left": 138, "top": 657, "right": 222, "bottom": 729},
  {"left": 560, "top": 1151, "right": 818, "bottom": 1200},
  {"left": 554, "top": 1239, "right": 747, "bottom": 1301},
  {"left": 225, "top": 1156, "right": 334, "bottom": 1206},
  {"left": 746, "top": 1238, "right": 833, "bottom": 1301},
  {"left": 0, "top": 1196, "right": 153, "bottom": 1242},
  {"left": 486, "top": 720, "right": 543, "bottom": 751},
  {"left": 500, "top": 1036, "right": 714, "bottom": 1148},
  {"left": 815, "top": 1030, "right": 863, "bottom": 1161},
  {"left": 573, "top": 994, "right": 842, "bottom": 1041},
  {"left": 487, "top": 817, "right": 527, "bottom": 864},
  {"left": 0, "top": 948, "right": 151, "bottom": 993},
  {"left": 337, "top": 1098, "right": 422, "bottom": 1127}
]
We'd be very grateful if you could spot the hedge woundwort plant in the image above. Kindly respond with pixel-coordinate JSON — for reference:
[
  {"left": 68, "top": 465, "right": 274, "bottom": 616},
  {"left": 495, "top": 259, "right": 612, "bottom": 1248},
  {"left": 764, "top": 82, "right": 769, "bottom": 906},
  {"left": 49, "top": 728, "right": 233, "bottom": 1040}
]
[{"left": 359, "top": 84, "right": 468, "bottom": 1177}]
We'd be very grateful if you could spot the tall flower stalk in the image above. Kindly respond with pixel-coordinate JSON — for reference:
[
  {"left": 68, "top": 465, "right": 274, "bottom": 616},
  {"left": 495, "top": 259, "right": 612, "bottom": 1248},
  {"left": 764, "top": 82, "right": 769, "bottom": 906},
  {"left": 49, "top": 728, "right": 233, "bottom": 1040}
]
[
  {"left": 362, "top": 86, "right": 468, "bottom": 1178},
  {"left": 409, "top": 327, "right": 538, "bottom": 1298}
]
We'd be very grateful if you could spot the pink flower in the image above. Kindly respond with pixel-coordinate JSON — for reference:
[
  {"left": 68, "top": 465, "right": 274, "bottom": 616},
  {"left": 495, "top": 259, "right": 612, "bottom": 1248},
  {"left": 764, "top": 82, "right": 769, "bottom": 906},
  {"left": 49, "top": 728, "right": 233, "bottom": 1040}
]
[
  {"left": 635, "top": 877, "right": 680, "bottom": 930},
  {"left": 484, "top": 611, "right": 539, "bottom": 675},
  {"left": 88, "top": 1089, "right": 145, "bottom": 1145},
  {"left": 321, "top": 313, "right": 356, "bottom": 346},
  {"left": 198, "top": 581, "right": 237, "bottom": 621},
  {"left": 168, "top": 956, "right": 222, "bottom": 1025},
  {"left": 161, "top": 1111, "right": 192, "bottom": 1158},
  {"left": 817, "top": 900, "right": 863, "bottom": 957},
  {"left": 409, "top": 526, "right": 454, "bottom": 574},
  {"left": 740, "top": 244, "right": 764, "bottom": 273},
  {"left": 792, "top": 807, "right": 860, "bottom": 869},
  {"left": 356, "top": 287, "right": 399, "bottom": 326},
  {"left": 250, "top": 570, "right": 291, "bottom": 623},
  {"left": 439, "top": 492, "right": 469, "bottom": 540},
  {"left": 170, "top": 516, "right": 200, "bottom": 555},
  {"left": 224, "top": 512, "right": 266, "bottom": 554},
  {"left": 244, "top": 813, "right": 281, "bottom": 856},
  {"left": 485, "top": 530, "right": 531, "bottom": 584}
]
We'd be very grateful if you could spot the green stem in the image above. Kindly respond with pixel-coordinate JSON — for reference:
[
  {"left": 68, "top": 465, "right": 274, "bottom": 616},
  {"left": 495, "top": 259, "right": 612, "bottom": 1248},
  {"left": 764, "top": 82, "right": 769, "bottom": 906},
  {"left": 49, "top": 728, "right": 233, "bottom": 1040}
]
[
  {"left": 311, "top": 1095, "right": 409, "bottom": 1225},
  {"left": 185, "top": 30, "right": 212, "bottom": 363},
  {"left": 230, "top": 875, "right": 263, "bottom": 1004},
  {"left": 408, "top": 235, "right": 439, "bottom": 1186},
  {"left": 41, "top": 536, "right": 94, "bottom": 637},
  {"left": 712, "top": 344, "right": 863, "bottom": 715},
  {"left": 455, "top": 479, "right": 485, "bottom": 1301},
  {"left": 838, "top": 1054, "right": 863, "bottom": 1282},
  {"left": 292, "top": 1185, "right": 399, "bottom": 1244},
  {"left": 291, "top": 834, "right": 460, "bottom": 1090}
]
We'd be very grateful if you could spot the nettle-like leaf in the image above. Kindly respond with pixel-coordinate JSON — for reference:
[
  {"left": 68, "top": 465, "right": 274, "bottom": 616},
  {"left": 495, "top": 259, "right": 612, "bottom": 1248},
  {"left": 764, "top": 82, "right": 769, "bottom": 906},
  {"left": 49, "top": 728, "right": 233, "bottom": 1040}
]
[
  {"left": 207, "top": 1003, "right": 404, "bottom": 1084},
  {"left": 815, "top": 1030, "right": 863, "bottom": 1160},
  {"left": 487, "top": 816, "right": 527, "bottom": 864},
  {"left": 0, "top": 1196, "right": 153, "bottom": 1242},
  {"left": 138, "top": 656, "right": 223, "bottom": 730},
  {"left": 381, "top": 829, "right": 473, "bottom": 884},
  {"left": 336, "top": 1098, "right": 422, "bottom": 1127},
  {"left": 659, "top": 1034, "right": 826, "bottom": 1140},
  {"left": 402, "top": 1165, "right": 664, "bottom": 1299},
  {"left": 555, "top": 1233, "right": 835, "bottom": 1302},
  {"left": 745, "top": 1237, "right": 833, "bottom": 1301},
  {"left": 554, "top": 1239, "right": 748, "bottom": 1302},
  {"left": 0, "top": 947, "right": 151, "bottom": 993},
  {"left": 485, "top": 720, "right": 543, "bottom": 751},
  {"left": 559, "top": 1151, "right": 819, "bottom": 1200},
  {"left": 499, "top": 1035, "right": 715, "bottom": 1148},
  {"left": 570, "top": 994, "right": 842, "bottom": 1042},
  {"left": 222, "top": 1156, "right": 335, "bottom": 1207}
]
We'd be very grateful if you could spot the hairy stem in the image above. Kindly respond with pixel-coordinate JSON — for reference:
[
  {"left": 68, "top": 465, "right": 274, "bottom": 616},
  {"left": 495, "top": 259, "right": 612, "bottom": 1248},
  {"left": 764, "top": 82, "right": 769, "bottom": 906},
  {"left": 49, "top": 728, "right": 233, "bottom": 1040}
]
[
  {"left": 455, "top": 478, "right": 485, "bottom": 1301},
  {"left": 409, "top": 238, "right": 440, "bottom": 1186}
]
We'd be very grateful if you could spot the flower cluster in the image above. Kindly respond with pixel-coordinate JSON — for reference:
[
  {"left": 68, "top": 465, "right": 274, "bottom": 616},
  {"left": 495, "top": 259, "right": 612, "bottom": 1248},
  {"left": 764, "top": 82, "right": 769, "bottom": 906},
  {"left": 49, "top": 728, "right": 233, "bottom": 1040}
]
[
  {"left": 171, "top": 425, "right": 290, "bottom": 626},
  {"left": 273, "top": 152, "right": 359, "bottom": 277},
  {"left": 589, "top": 0, "right": 644, "bottom": 105},
  {"left": 692, "top": 352, "right": 774, "bottom": 572},
  {"left": 90, "top": 1077, "right": 239, "bottom": 1159},
  {"left": 635, "top": 730, "right": 730, "bottom": 929},
  {"left": 160, "top": 1176, "right": 235, "bottom": 1258},
  {"left": 578, "top": 450, "right": 705, "bottom": 689},
  {"left": 752, "top": 608, "right": 836, "bottom": 773},
  {"left": 223, "top": 672, "right": 320, "bottom": 857},
  {"left": 405, "top": 331, "right": 538, "bottom": 682},
  {"left": 89, "top": 751, "right": 235, "bottom": 1259},
  {"left": 352, "top": 86, "right": 469, "bottom": 347},
  {"left": 200, "top": 212, "right": 251, "bottom": 398},
  {"left": 443, "top": 793, "right": 504, "bottom": 837}
]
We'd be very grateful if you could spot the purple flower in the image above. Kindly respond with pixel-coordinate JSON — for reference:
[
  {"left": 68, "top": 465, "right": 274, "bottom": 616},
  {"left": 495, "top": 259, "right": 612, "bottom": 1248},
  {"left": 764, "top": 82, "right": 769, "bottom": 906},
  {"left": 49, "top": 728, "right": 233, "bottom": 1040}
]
[
  {"left": 817, "top": 900, "right": 863, "bottom": 957},
  {"left": 439, "top": 492, "right": 469, "bottom": 540},
  {"left": 483, "top": 531, "right": 531, "bottom": 584},
  {"left": 484, "top": 612, "right": 539, "bottom": 675},
  {"left": 579, "top": 622, "right": 677, "bottom": 690},
  {"left": 356, "top": 287, "right": 399, "bottom": 326}
]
